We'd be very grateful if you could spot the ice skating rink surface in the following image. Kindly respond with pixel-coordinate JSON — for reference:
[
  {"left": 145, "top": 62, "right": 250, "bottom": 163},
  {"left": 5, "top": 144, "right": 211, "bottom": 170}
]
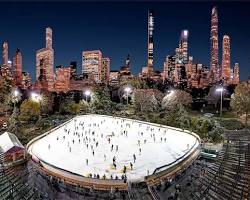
[{"left": 29, "top": 115, "right": 200, "bottom": 181}]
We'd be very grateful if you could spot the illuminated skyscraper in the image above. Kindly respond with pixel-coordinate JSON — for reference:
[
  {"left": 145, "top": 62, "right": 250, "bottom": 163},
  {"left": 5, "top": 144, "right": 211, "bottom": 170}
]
[
  {"left": 147, "top": 10, "right": 154, "bottom": 75},
  {"left": 233, "top": 63, "right": 240, "bottom": 84},
  {"left": 210, "top": 6, "right": 219, "bottom": 82},
  {"left": 36, "top": 27, "right": 54, "bottom": 91},
  {"left": 221, "top": 35, "right": 230, "bottom": 81},
  {"left": 2, "top": 42, "right": 8, "bottom": 65},
  {"left": 82, "top": 50, "right": 102, "bottom": 82},
  {"left": 101, "top": 57, "right": 110, "bottom": 83},
  {"left": 180, "top": 30, "right": 189, "bottom": 64},
  {"left": 13, "top": 48, "right": 23, "bottom": 86}
]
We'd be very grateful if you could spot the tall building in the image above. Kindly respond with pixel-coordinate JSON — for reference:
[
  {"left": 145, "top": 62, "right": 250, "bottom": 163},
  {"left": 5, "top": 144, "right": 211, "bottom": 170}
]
[
  {"left": 221, "top": 35, "right": 230, "bottom": 81},
  {"left": 147, "top": 10, "right": 154, "bottom": 75},
  {"left": 163, "top": 55, "right": 176, "bottom": 81},
  {"left": 210, "top": 6, "right": 219, "bottom": 82},
  {"left": 13, "top": 48, "right": 23, "bottom": 86},
  {"left": 101, "top": 57, "right": 110, "bottom": 83},
  {"left": 69, "top": 61, "right": 77, "bottom": 79},
  {"left": 180, "top": 30, "right": 189, "bottom": 64},
  {"left": 36, "top": 27, "right": 54, "bottom": 91},
  {"left": 233, "top": 63, "right": 240, "bottom": 84},
  {"left": 82, "top": 50, "right": 102, "bottom": 82},
  {"left": 2, "top": 42, "right": 8, "bottom": 65}
]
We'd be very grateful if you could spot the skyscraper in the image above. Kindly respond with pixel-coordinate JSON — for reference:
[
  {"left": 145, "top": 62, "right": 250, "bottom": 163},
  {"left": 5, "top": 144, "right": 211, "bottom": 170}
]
[
  {"left": 2, "top": 42, "right": 8, "bottom": 65},
  {"left": 221, "top": 35, "right": 230, "bottom": 81},
  {"left": 147, "top": 10, "right": 154, "bottom": 75},
  {"left": 13, "top": 48, "right": 22, "bottom": 86},
  {"left": 82, "top": 50, "right": 102, "bottom": 82},
  {"left": 101, "top": 57, "right": 110, "bottom": 83},
  {"left": 180, "top": 30, "right": 189, "bottom": 64},
  {"left": 36, "top": 27, "right": 54, "bottom": 91},
  {"left": 233, "top": 63, "right": 240, "bottom": 84},
  {"left": 210, "top": 6, "right": 219, "bottom": 82}
]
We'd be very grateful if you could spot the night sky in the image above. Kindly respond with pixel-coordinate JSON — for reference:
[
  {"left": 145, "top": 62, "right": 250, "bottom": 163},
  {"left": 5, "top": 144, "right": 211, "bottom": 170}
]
[{"left": 1, "top": 1, "right": 250, "bottom": 81}]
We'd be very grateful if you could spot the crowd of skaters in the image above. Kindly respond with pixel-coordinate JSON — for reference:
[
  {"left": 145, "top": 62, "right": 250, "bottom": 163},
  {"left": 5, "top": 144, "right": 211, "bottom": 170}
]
[{"left": 47, "top": 116, "right": 171, "bottom": 182}]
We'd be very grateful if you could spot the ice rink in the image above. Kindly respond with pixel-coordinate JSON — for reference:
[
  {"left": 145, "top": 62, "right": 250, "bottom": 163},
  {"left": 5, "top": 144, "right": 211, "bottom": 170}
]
[{"left": 28, "top": 115, "right": 200, "bottom": 181}]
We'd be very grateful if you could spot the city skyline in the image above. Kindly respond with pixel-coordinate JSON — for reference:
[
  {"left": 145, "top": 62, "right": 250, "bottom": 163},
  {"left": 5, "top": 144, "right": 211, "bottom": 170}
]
[{"left": 1, "top": 2, "right": 250, "bottom": 81}]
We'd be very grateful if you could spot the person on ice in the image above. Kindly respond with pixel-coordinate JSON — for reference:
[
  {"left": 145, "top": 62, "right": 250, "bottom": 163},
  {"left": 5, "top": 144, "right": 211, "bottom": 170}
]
[
  {"left": 116, "top": 145, "right": 118, "bottom": 151},
  {"left": 133, "top": 154, "right": 136, "bottom": 163},
  {"left": 123, "top": 165, "right": 127, "bottom": 174},
  {"left": 86, "top": 159, "right": 88, "bottom": 165},
  {"left": 130, "top": 162, "right": 133, "bottom": 170}
]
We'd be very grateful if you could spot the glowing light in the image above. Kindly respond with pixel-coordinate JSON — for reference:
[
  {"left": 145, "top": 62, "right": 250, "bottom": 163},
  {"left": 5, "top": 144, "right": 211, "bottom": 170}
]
[
  {"left": 85, "top": 90, "right": 91, "bottom": 96},
  {"left": 216, "top": 87, "right": 224, "bottom": 92},
  {"left": 31, "top": 92, "right": 42, "bottom": 103},
  {"left": 124, "top": 87, "right": 131, "bottom": 93}
]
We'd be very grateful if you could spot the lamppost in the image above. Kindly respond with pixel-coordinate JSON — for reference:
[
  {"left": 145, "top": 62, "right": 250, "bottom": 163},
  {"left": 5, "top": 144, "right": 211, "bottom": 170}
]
[
  {"left": 12, "top": 89, "right": 21, "bottom": 126},
  {"left": 31, "top": 92, "right": 42, "bottom": 118},
  {"left": 124, "top": 87, "right": 131, "bottom": 105},
  {"left": 216, "top": 87, "right": 224, "bottom": 118},
  {"left": 84, "top": 90, "right": 91, "bottom": 113}
]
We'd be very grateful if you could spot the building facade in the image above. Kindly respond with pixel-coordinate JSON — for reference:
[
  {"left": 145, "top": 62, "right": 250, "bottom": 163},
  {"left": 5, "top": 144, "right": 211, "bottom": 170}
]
[
  {"left": 233, "top": 63, "right": 240, "bottom": 84},
  {"left": 147, "top": 10, "right": 154, "bottom": 75},
  {"left": 36, "top": 27, "right": 54, "bottom": 91},
  {"left": 101, "top": 57, "right": 110, "bottom": 83},
  {"left": 221, "top": 35, "right": 231, "bottom": 82},
  {"left": 210, "top": 6, "right": 219, "bottom": 82},
  {"left": 82, "top": 50, "right": 102, "bottom": 83},
  {"left": 13, "top": 48, "right": 22, "bottom": 86}
]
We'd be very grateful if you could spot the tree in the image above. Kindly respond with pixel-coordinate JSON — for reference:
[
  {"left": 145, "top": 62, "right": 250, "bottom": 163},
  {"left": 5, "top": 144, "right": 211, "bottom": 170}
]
[
  {"left": 132, "top": 89, "right": 160, "bottom": 112},
  {"left": 19, "top": 99, "right": 40, "bottom": 122},
  {"left": 67, "top": 103, "right": 81, "bottom": 115},
  {"left": 0, "top": 76, "right": 12, "bottom": 114},
  {"left": 162, "top": 90, "right": 192, "bottom": 111},
  {"left": 230, "top": 81, "right": 250, "bottom": 127}
]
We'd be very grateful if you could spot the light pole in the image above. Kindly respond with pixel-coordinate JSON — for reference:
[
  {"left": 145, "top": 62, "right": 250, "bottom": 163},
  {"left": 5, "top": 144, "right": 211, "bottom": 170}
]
[
  {"left": 216, "top": 87, "right": 224, "bottom": 118},
  {"left": 12, "top": 89, "right": 20, "bottom": 126},
  {"left": 31, "top": 92, "right": 42, "bottom": 118},
  {"left": 124, "top": 87, "right": 131, "bottom": 105},
  {"left": 84, "top": 90, "right": 91, "bottom": 113}
]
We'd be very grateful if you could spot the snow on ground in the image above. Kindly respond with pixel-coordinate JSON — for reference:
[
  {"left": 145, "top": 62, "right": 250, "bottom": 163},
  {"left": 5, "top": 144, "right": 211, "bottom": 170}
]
[{"left": 29, "top": 115, "right": 199, "bottom": 181}]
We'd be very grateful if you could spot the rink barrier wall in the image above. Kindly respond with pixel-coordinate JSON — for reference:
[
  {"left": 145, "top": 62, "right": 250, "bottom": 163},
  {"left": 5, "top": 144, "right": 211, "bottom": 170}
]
[{"left": 27, "top": 114, "right": 201, "bottom": 190}]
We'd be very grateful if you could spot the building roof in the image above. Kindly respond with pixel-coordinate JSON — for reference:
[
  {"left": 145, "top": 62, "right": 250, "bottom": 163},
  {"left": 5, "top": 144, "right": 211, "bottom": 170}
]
[{"left": 0, "top": 132, "right": 25, "bottom": 154}]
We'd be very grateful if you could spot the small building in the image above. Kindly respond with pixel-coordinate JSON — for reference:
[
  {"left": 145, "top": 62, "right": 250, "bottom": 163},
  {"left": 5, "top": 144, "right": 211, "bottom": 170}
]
[{"left": 0, "top": 132, "right": 26, "bottom": 163}]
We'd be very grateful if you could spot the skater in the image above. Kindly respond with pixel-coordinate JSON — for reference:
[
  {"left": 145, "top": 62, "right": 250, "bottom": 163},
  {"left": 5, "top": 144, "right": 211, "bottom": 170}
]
[
  {"left": 123, "top": 165, "right": 127, "bottom": 174},
  {"left": 48, "top": 144, "right": 50, "bottom": 149},
  {"left": 139, "top": 148, "right": 141, "bottom": 154},
  {"left": 113, "top": 163, "right": 117, "bottom": 170},
  {"left": 86, "top": 159, "right": 88, "bottom": 165},
  {"left": 69, "top": 147, "right": 71, "bottom": 152},
  {"left": 111, "top": 144, "right": 114, "bottom": 151},
  {"left": 104, "top": 154, "right": 106, "bottom": 161},
  {"left": 144, "top": 139, "right": 146, "bottom": 144},
  {"left": 113, "top": 156, "right": 116, "bottom": 164},
  {"left": 133, "top": 154, "right": 136, "bottom": 163},
  {"left": 130, "top": 162, "right": 133, "bottom": 170},
  {"left": 92, "top": 150, "right": 95, "bottom": 156},
  {"left": 116, "top": 145, "right": 118, "bottom": 152}
]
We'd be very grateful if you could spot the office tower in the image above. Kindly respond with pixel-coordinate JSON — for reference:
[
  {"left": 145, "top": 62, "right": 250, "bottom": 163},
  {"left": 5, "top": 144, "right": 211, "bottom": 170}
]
[
  {"left": 210, "top": 6, "right": 219, "bottom": 82},
  {"left": 221, "top": 35, "right": 230, "bottom": 81},
  {"left": 82, "top": 50, "right": 102, "bottom": 82},
  {"left": 101, "top": 57, "right": 110, "bottom": 83},
  {"left": 69, "top": 61, "right": 77, "bottom": 79},
  {"left": 147, "top": 10, "right": 154, "bottom": 75},
  {"left": 180, "top": 30, "right": 189, "bottom": 64},
  {"left": 233, "top": 63, "right": 240, "bottom": 84},
  {"left": 2, "top": 42, "right": 8, "bottom": 65},
  {"left": 13, "top": 48, "right": 23, "bottom": 86},
  {"left": 163, "top": 55, "right": 176, "bottom": 82},
  {"left": 36, "top": 27, "right": 54, "bottom": 91}
]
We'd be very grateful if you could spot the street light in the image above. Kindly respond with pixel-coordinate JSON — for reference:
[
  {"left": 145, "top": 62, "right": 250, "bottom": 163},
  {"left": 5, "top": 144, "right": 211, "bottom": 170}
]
[
  {"left": 12, "top": 89, "right": 21, "bottom": 126},
  {"left": 84, "top": 90, "right": 91, "bottom": 113},
  {"left": 124, "top": 87, "right": 131, "bottom": 105},
  {"left": 31, "top": 92, "right": 42, "bottom": 103},
  {"left": 216, "top": 87, "right": 224, "bottom": 118}
]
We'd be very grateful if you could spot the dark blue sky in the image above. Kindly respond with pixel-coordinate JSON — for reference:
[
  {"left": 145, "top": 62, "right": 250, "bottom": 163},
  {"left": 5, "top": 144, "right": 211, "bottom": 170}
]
[{"left": 1, "top": 1, "right": 250, "bottom": 81}]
